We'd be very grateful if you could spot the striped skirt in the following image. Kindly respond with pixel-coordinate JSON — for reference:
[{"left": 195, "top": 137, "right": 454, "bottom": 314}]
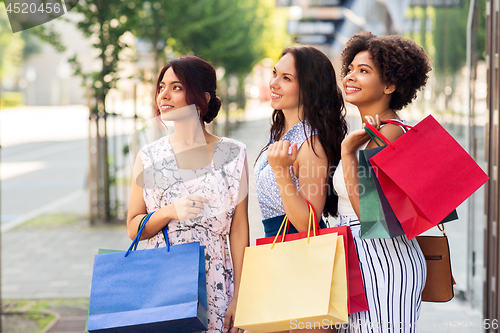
[{"left": 336, "top": 216, "right": 427, "bottom": 333}]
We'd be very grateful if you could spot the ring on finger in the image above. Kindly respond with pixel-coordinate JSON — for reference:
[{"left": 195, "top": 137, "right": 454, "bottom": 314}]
[{"left": 192, "top": 201, "right": 196, "bottom": 207}]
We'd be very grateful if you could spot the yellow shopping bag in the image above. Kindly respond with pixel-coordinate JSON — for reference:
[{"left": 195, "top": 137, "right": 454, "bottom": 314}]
[{"left": 234, "top": 232, "right": 348, "bottom": 332}]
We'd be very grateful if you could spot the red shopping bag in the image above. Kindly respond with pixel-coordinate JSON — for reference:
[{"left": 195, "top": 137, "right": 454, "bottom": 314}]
[
  {"left": 366, "top": 116, "right": 489, "bottom": 239},
  {"left": 256, "top": 202, "right": 369, "bottom": 314}
]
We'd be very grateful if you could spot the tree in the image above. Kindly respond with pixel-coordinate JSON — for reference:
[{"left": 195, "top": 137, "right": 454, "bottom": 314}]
[
  {"left": 129, "top": 0, "right": 271, "bottom": 75},
  {"left": 0, "top": 8, "right": 24, "bottom": 82},
  {"left": 258, "top": 0, "right": 292, "bottom": 61},
  {"left": 127, "top": 0, "right": 184, "bottom": 72},
  {"left": 69, "top": 0, "right": 136, "bottom": 223},
  {"left": 168, "top": 0, "right": 290, "bottom": 123},
  {"left": 173, "top": 0, "right": 266, "bottom": 118},
  {"left": 129, "top": 0, "right": 285, "bottom": 134},
  {"left": 432, "top": 0, "right": 486, "bottom": 108}
]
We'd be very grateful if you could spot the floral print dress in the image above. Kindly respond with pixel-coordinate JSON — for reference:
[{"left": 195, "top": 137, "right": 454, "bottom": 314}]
[{"left": 140, "top": 136, "right": 247, "bottom": 333}]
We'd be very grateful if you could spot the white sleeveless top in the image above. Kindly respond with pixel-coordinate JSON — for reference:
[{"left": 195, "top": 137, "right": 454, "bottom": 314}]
[
  {"left": 333, "top": 120, "right": 408, "bottom": 217},
  {"left": 333, "top": 161, "right": 357, "bottom": 216}
]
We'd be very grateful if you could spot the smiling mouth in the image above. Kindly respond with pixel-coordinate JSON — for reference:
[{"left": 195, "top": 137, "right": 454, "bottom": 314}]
[
  {"left": 271, "top": 92, "right": 283, "bottom": 98},
  {"left": 160, "top": 105, "right": 174, "bottom": 111},
  {"left": 345, "top": 87, "right": 361, "bottom": 93}
]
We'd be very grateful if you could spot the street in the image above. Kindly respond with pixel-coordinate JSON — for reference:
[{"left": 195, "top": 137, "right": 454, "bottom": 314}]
[{"left": 0, "top": 106, "right": 89, "bottom": 231}]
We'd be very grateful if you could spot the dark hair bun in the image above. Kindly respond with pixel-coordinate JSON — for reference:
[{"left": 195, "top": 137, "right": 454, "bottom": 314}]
[{"left": 203, "top": 96, "right": 221, "bottom": 123}]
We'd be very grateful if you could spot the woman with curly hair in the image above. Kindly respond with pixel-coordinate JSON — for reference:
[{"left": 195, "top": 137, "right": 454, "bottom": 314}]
[
  {"left": 255, "top": 46, "right": 348, "bottom": 249},
  {"left": 332, "top": 32, "right": 432, "bottom": 332}
]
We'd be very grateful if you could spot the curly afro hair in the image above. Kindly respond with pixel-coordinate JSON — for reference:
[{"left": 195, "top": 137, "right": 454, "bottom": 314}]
[{"left": 340, "top": 31, "right": 431, "bottom": 111}]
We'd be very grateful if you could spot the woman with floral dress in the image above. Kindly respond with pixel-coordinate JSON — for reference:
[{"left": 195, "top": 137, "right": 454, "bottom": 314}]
[{"left": 127, "top": 56, "right": 249, "bottom": 333}]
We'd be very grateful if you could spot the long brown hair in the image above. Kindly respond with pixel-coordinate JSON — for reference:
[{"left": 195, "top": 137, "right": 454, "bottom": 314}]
[{"left": 258, "top": 46, "right": 348, "bottom": 217}]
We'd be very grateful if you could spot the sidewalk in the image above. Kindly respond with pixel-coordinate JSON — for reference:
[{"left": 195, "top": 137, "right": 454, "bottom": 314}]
[{"left": 1, "top": 101, "right": 483, "bottom": 332}]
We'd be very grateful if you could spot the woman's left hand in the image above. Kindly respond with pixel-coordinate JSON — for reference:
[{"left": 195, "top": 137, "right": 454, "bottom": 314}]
[
  {"left": 224, "top": 298, "right": 239, "bottom": 333},
  {"left": 341, "top": 115, "right": 381, "bottom": 156},
  {"left": 267, "top": 140, "right": 298, "bottom": 173}
]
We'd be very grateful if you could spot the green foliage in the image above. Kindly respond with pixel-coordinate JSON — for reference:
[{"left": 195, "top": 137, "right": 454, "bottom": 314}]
[
  {"left": 476, "top": 0, "right": 486, "bottom": 59},
  {"left": 129, "top": 0, "right": 282, "bottom": 76},
  {"left": 259, "top": 0, "right": 292, "bottom": 61},
  {"left": 3, "top": 299, "right": 90, "bottom": 333},
  {"left": 17, "top": 213, "right": 87, "bottom": 230},
  {"left": 1, "top": 1, "right": 64, "bottom": 83},
  {"left": 27, "top": 24, "right": 66, "bottom": 53},
  {"left": 127, "top": 0, "right": 182, "bottom": 71},
  {"left": 0, "top": 91, "right": 24, "bottom": 107},
  {"left": 70, "top": 0, "right": 137, "bottom": 113},
  {"left": 432, "top": 0, "right": 486, "bottom": 77},
  {"left": 433, "top": 5, "right": 466, "bottom": 76},
  {"left": 0, "top": 8, "right": 24, "bottom": 79},
  {"left": 20, "top": 30, "right": 43, "bottom": 59}
]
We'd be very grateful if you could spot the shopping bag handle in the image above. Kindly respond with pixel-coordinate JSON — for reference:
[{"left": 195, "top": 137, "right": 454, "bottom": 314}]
[
  {"left": 135, "top": 213, "right": 170, "bottom": 252},
  {"left": 364, "top": 120, "right": 415, "bottom": 150},
  {"left": 364, "top": 122, "right": 394, "bottom": 148},
  {"left": 271, "top": 201, "right": 318, "bottom": 249},
  {"left": 364, "top": 120, "right": 417, "bottom": 150},
  {"left": 380, "top": 119, "right": 416, "bottom": 131},
  {"left": 364, "top": 126, "right": 387, "bottom": 147},
  {"left": 125, "top": 211, "right": 161, "bottom": 257},
  {"left": 437, "top": 223, "right": 446, "bottom": 236}
]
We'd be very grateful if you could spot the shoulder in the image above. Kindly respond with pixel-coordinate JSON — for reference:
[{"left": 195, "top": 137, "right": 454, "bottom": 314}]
[
  {"left": 221, "top": 137, "right": 247, "bottom": 152},
  {"left": 302, "top": 120, "right": 315, "bottom": 137},
  {"left": 139, "top": 137, "right": 168, "bottom": 165},
  {"left": 297, "top": 134, "right": 327, "bottom": 161},
  {"left": 283, "top": 120, "right": 313, "bottom": 143},
  {"left": 378, "top": 122, "right": 405, "bottom": 142},
  {"left": 294, "top": 121, "right": 326, "bottom": 158},
  {"left": 140, "top": 136, "right": 167, "bottom": 153},
  {"left": 214, "top": 137, "right": 247, "bottom": 166}
]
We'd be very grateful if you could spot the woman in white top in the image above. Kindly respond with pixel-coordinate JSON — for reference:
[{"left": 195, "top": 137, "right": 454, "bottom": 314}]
[{"left": 332, "top": 32, "right": 432, "bottom": 332}]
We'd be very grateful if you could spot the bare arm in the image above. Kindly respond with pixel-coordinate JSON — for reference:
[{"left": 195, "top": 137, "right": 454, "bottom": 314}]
[
  {"left": 126, "top": 152, "right": 208, "bottom": 240},
  {"left": 224, "top": 157, "right": 250, "bottom": 333},
  {"left": 341, "top": 117, "right": 404, "bottom": 219}
]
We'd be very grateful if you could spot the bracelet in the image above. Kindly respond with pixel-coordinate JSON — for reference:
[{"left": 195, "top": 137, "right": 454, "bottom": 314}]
[
  {"left": 137, "top": 212, "right": 168, "bottom": 246},
  {"left": 137, "top": 214, "right": 148, "bottom": 233}
]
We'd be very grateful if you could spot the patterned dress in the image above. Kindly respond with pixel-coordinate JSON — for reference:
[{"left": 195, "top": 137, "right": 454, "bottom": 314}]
[
  {"left": 140, "top": 136, "right": 247, "bottom": 333},
  {"left": 332, "top": 121, "right": 426, "bottom": 333}
]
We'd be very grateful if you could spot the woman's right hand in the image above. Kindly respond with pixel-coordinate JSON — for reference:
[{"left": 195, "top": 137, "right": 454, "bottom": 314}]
[
  {"left": 341, "top": 114, "right": 380, "bottom": 156},
  {"left": 172, "top": 195, "right": 210, "bottom": 220}
]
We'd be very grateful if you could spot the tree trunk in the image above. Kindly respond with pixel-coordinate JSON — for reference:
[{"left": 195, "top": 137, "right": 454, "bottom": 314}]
[{"left": 236, "top": 73, "right": 246, "bottom": 111}]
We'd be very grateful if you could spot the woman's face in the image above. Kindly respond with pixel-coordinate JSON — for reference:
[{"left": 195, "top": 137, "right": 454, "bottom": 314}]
[
  {"left": 269, "top": 53, "right": 300, "bottom": 113},
  {"left": 156, "top": 67, "right": 190, "bottom": 115},
  {"left": 342, "top": 51, "right": 391, "bottom": 107}
]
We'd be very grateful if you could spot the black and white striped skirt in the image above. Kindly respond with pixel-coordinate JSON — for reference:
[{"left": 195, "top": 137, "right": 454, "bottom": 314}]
[{"left": 336, "top": 215, "right": 427, "bottom": 333}]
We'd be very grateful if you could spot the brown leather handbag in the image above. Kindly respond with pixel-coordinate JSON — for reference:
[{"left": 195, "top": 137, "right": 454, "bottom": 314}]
[{"left": 416, "top": 224, "right": 456, "bottom": 302}]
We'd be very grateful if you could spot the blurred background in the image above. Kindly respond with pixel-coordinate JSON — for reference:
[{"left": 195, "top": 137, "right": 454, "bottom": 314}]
[{"left": 1, "top": 0, "right": 500, "bottom": 332}]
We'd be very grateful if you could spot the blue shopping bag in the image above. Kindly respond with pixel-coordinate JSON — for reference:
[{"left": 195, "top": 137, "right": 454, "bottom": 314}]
[{"left": 87, "top": 212, "right": 208, "bottom": 333}]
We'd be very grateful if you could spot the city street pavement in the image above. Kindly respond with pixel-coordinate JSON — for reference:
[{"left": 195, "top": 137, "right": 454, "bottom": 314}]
[
  {"left": 1, "top": 102, "right": 484, "bottom": 332},
  {"left": 0, "top": 106, "right": 90, "bottom": 232}
]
